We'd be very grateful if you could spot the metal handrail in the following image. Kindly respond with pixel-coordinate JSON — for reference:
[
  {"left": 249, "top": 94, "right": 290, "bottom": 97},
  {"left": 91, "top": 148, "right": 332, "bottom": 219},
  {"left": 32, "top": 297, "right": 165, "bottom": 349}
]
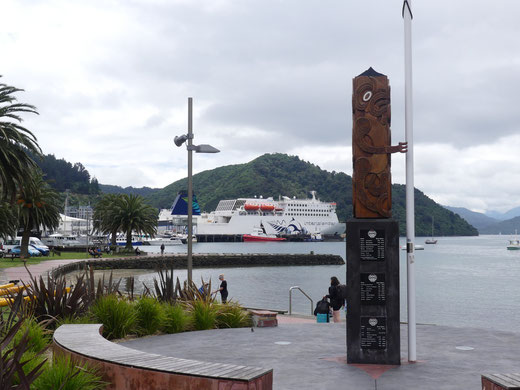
[{"left": 289, "top": 286, "right": 314, "bottom": 315}]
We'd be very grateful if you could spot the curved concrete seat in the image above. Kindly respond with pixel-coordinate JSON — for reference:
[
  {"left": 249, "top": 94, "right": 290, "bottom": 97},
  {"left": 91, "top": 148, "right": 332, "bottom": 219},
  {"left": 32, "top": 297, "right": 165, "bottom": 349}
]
[{"left": 53, "top": 324, "right": 273, "bottom": 389}]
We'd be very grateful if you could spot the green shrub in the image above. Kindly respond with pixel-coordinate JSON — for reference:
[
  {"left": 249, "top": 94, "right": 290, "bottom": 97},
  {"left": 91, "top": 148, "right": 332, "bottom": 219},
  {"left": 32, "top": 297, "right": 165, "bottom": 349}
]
[
  {"left": 187, "top": 300, "right": 217, "bottom": 331},
  {"left": 161, "top": 303, "right": 190, "bottom": 334},
  {"left": 27, "top": 273, "right": 90, "bottom": 327},
  {"left": 56, "top": 314, "right": 96, "bottom": 327},
  {"left": 216, "top": 302, "right": 252, "bottom": 328},
  {"left": 1, "top": 316, "right": 47, "bottom": 388},
  {"left": 32, "top": 355, "right": 106, "bottom": 390},
  {"left": 135, "top": 296, "right": 163, "bottom": 336},
  {"left": 91, "top": 295, "right": 136, "bottom": 340},
  {"left": 12, "top": 317, "right": 51, "bottom": 353},
  {"left": 13, "top": 351, "right": 47, "bottom": 386}
]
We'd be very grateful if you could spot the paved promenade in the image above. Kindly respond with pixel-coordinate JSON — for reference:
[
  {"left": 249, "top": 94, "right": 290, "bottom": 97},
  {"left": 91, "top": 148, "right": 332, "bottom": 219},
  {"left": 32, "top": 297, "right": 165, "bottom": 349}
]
[
  {"left": 123, "top": 317, "right": 520, "bottom": 389},
  {"left": 0, "top": 258, "right": 86, "bottom": 284}
]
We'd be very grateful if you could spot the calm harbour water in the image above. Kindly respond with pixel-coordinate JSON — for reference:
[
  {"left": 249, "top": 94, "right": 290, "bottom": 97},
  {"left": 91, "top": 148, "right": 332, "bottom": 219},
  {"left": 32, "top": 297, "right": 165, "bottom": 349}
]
[{"left": 85, "top": 235, "right": 520, "bottom": 333}]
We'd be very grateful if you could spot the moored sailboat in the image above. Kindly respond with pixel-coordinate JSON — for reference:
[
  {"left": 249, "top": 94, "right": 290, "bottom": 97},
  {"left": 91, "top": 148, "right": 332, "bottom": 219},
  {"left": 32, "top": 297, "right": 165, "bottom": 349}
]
[{"left": 425, "top": 216, "right": 437, "bottom": 244}]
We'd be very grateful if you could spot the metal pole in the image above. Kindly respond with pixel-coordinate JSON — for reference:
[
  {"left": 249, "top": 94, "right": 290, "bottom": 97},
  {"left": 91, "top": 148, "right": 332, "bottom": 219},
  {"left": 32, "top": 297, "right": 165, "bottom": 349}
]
[
  {"left": 403, "top": 0, "right": 416, "bottom": 362},
  {"left": 187, "top": 97, "right": 193, "bottom": 286}
]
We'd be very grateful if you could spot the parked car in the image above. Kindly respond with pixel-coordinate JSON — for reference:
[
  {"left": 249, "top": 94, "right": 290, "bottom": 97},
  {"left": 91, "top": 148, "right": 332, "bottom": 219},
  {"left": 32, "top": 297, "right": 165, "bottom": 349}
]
[
  {"left": 10, "top": 245, "right": 42, "bottom": 257},
  {"left": 30, "top": 244, "right": 50, "bottom": 256},
  {"left": 3, "top": 237, "right": 50, "bottom": 254}
]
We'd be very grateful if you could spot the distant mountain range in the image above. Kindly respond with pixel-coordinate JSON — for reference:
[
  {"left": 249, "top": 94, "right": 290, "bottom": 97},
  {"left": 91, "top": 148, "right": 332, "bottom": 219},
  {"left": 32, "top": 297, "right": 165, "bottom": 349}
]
[
  {"left": 485, "top": 206, "right": 520, "bottom": 221},
  {"left": 444, "top": 207, "right": 499, "bottom": 230},
  {"left": 446, "top": 206, "right": 520, "bottom": 234},
  {"left": 99, "top": 153, "right": 477, "bottom": 237}
]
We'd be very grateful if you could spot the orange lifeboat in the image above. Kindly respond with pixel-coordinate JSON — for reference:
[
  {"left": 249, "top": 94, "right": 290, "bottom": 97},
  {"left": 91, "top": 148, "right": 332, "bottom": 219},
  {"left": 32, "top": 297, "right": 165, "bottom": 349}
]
[
  {"left": 244, "top": 203, "right": 260, "bottom": 211},
  {"left": 260, "top": 204, "right": 275, "bottom": 211}
]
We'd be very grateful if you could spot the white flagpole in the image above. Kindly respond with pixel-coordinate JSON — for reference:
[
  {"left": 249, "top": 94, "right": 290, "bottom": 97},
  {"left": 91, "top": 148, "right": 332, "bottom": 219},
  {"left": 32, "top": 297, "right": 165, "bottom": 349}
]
[{"left": 403, "top": 0, "right": 417, "bottom": 362}]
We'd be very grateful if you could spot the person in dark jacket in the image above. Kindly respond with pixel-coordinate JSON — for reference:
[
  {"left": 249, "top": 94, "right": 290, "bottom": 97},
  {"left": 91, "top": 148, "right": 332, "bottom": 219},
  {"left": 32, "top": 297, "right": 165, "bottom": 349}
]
[
  {"left": 324, "top": 276, "right": 344, "bottom": 323},
  {"left": 213, "top": 274, "right": 228, "bottom": 304}
]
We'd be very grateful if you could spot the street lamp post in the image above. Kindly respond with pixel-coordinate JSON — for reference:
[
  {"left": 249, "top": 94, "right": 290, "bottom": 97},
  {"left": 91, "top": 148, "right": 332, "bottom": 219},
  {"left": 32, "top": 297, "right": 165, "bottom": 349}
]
[{"left": 174, "top": 97, "right": 219, "bottom": 286}]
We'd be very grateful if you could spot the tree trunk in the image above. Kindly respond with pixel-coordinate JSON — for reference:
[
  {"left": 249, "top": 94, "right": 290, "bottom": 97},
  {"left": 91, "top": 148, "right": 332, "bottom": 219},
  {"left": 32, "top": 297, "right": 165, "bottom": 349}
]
[
  {"left": 20, "top": 227, "right": 31, "bottom": 260},
  {"left": 111, "top": 229, "right": 117, "bottom": 246},
  {"left": 125, "top": 230, "right": 133, "bottom": 250}
]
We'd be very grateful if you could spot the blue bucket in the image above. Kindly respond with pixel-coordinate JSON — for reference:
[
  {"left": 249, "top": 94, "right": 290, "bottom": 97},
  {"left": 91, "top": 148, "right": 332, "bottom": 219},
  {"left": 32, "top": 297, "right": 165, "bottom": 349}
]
[{"left": 316, "top": 313, "right": 329, "bottom": 323}]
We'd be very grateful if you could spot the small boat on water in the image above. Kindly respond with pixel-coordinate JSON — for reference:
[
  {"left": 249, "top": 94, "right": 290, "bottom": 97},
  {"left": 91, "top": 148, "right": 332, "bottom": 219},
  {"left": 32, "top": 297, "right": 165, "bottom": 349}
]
[
  {"left": 242, "top": 225, "right": 286, "bottom": 242},
  {"left": 507, "top": 239, "right": 520, "bottom": 250},
  {"left": 425, "top": 216, "right": 437, "bottom": 244},
  {"left": 147, "top": 237, "right": 183, "bottom": 246},
  {"left": 506, "top": 230, "right": 520, "bottom": 250}
]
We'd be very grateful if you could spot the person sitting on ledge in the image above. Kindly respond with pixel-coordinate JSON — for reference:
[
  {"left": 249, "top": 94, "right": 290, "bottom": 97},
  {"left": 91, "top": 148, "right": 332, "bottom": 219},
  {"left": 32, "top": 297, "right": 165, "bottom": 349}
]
[
  {"left": 88, "top": 248, "right": 101, "bottom": 258},
  {"left": 135, "top": 247, "right": 141, "bottom": 256}
]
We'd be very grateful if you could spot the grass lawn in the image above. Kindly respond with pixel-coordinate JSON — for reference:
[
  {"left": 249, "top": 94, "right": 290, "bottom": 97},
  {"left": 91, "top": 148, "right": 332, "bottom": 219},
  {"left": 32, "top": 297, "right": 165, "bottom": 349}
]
[{"left": 0, "top": 250, "right": 145, "bottom": 269}]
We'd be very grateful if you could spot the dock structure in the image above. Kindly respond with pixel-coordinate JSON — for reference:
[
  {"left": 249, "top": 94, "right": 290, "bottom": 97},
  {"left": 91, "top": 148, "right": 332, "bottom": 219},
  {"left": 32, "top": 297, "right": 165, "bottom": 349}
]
[{"left": 51, "top": 253, "right": 345, "bottom": 278}]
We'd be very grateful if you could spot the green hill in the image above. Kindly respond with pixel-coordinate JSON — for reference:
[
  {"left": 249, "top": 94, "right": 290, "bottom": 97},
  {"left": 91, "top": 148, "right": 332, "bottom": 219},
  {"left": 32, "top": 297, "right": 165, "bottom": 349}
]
[
  {"left": 99, "top": 184, "right": 160, "bottom": 197},
  {"left": 145, "top": 153, "right": 478, "bottom": 237},
  {"left": 36, "top": 153, "right": 100, "bottom": 195}
]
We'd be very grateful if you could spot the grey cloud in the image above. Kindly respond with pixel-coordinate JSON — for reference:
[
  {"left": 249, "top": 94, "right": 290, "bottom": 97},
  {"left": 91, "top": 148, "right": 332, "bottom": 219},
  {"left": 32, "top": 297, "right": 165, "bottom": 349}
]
[{"left": 4, "top": 0, "right": 520, "bottom": 211}]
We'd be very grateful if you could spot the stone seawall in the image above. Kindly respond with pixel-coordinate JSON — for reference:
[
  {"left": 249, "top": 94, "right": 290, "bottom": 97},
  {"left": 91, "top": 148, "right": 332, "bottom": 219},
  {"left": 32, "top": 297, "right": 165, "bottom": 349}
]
[{"left": 51, "top": 253, "right": 344, "bottom": 278}]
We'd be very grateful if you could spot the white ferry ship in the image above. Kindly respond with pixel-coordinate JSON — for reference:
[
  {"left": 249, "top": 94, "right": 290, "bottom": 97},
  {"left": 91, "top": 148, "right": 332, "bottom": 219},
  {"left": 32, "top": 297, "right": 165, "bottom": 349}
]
[{"left": 194, "top": 191, "right": 341, "bottom": 241}]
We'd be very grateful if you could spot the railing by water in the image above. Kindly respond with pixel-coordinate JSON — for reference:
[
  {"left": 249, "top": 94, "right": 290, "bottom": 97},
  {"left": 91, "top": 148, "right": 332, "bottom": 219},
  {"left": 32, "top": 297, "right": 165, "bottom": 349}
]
[{"left": 289, "top": 286, "right": 314, "bottom": 315}]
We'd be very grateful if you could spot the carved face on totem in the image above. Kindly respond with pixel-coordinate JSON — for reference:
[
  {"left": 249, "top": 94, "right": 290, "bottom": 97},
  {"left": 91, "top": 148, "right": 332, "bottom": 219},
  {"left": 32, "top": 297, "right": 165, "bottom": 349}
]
[{"left": 352, "top": 68, "right": 406, "bottom": 218}]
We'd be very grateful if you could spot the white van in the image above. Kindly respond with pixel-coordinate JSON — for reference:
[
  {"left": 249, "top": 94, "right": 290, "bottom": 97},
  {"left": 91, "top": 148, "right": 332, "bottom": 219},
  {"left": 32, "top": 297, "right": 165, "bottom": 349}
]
[{"left": 3, "top": 237, "right": 49, "bottom": 254}]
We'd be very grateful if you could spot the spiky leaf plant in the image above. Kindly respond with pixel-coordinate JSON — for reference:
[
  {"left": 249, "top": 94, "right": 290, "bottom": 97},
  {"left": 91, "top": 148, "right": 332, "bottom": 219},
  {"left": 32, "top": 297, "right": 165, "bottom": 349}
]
[
  {"left": 91, "top": 295, "right": 136, "bottom": 340},
  {"left": 32, "top": 355, "right": 106, "bottom": 390},
  {"left": 135, "top": 296, "right": 163, "bottom": 336},
  {"left": 215, "top": 302, "right": 252, "bottom": 329},
  {"left": 185, "top": 300, "right": 218, "bottom": 331},
  {"left": 161, "top": 303, "right": 191, "bottom": 334},
  {"left": 25, "top": 270, "right": 89, "bottom": 327}
]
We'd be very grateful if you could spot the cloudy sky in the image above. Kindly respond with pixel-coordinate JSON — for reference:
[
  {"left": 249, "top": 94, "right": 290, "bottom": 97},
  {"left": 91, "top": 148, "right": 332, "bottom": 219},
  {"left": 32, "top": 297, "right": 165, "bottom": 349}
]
[{"left": 2, "top": 0, "right": 519, "bottom": 213}]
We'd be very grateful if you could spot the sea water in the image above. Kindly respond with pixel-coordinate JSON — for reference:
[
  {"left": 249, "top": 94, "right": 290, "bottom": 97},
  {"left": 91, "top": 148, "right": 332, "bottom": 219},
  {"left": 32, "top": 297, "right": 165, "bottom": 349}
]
[{"left": 85, "top": 235, "right": 520, "bottom": 333}]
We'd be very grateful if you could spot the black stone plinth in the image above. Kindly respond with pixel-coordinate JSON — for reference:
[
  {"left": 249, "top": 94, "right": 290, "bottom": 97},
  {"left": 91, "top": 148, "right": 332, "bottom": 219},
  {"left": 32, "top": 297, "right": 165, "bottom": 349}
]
[{"left": 346, "top": 219, "right": 400, "bottom": 365}]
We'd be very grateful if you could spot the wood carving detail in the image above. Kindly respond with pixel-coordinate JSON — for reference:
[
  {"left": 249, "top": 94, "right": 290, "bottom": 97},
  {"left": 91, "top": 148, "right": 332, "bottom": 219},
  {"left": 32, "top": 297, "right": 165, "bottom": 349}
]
[{"left": 352, "top": 68, "right": 407, "bottom": 218}]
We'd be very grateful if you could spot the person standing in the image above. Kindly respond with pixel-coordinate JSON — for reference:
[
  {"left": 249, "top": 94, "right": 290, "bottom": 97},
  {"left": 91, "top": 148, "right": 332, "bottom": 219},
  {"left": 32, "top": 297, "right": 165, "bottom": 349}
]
[
  {"left": 213, "top": 274, "right": 228, "bottom": 304},
  {"left": 160, "top": 243, "right": 165, "bottom": 255},
  {"left": 324, "top": 276, "right": 343, "bottom": 323}
]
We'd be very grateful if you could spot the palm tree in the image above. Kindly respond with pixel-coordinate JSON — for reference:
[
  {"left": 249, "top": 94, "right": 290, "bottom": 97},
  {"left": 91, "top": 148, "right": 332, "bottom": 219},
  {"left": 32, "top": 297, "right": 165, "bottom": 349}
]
[
  {"left": 113, "top": 194, "right": 157, "bottom": 250},
  {"left": 0, "top": 77, "right": 41, "bottom": 200},
  {"left": 93, "top": 194, "right": 124, "bottom": 247},
  {"left": 0, "top": 200, "right": 17, "bottom": 240},
  {"left": 17, "top": 170, "right": 61, "bottom": 259}
]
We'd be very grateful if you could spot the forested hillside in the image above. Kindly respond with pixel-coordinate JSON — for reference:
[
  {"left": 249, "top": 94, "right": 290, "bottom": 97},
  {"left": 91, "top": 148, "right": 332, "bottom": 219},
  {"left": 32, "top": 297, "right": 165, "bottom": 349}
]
[
  {"left": 36, "top": 154, "right": 100, "bottom": 195},
  {"left": 145, "top": 153, "right": 478, "bottom": 237},
  {"left": 99, "top": 184, "right": 159, "bottom": 197}
]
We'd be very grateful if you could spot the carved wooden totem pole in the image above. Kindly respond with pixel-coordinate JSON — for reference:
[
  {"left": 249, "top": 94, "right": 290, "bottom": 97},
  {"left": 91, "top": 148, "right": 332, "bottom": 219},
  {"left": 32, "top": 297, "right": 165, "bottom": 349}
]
[
  {"left": 352, "top": 67, "right": 407, "bottom": 218},
  {"left": 347, "top": 68, "right": 406, "bottom": 365}
]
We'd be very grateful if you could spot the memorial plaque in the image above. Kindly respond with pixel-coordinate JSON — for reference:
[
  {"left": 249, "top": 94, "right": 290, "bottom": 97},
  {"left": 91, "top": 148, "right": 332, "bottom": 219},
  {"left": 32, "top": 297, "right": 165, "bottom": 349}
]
[
  {"left": 360, "top": 229, "right": 385, "bottom": 261},
  {"left": 347, "top": 219, "right": 400, "bottom": 364},
  {"left": 360, "top": 273, "right": 386, "bottom": 304},
  {"left": 361, "top": 316, "right": 387, "bottom": 350}
]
